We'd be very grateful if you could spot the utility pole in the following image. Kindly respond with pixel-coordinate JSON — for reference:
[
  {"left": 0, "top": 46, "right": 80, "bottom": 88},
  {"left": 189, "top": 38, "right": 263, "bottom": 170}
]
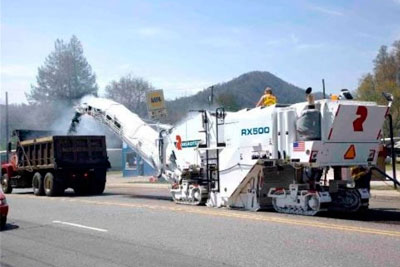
[
  {"left": 388, "top": 113, "right": 397, "bottom": 189},
  {"left": 5, "top": 92, "right": 9, "bottom": 161},
  {"left": 382, "top": 92, "right": 397, "bottom": 189},
  {"left": 322, "top": 79, "right": 326, "bottom": 99},
  {"left": 210, "top": 86, "right": 214, "bottom": 106}
]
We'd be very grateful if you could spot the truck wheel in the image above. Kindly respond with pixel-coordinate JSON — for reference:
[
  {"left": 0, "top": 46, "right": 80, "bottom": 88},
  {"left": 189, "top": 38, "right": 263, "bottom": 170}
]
[
  {"left": 44, "top": 172, "right": 60, "bottom": 197},
  {"left": 90, "top": 170, "right": 106, "bottom": 195},
  {"left": 1, "top": 173, "right": 12, "bottom": 194},
  {"left": 0, "top": 216, "right": 6, "bottom": 230},
  {"left": 74, "top": 184, "right": 89, "bottom": 196},
  {"left": 90, "top": 179, "right": 106, "bottom": 195},
  {"left": 32, "top": 172, "right": 45, "bottom": 196}
]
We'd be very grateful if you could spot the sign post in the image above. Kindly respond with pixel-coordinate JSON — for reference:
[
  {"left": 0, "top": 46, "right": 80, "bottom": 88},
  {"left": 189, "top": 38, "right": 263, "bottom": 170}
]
[{"left": 146, "top": 89, "right": 167, "bottom": 120}]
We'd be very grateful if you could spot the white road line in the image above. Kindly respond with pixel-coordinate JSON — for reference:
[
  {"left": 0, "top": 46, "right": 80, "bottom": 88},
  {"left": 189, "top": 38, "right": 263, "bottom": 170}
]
[{"left": 52, "top": 220, "right": 108, "bottom": 232}]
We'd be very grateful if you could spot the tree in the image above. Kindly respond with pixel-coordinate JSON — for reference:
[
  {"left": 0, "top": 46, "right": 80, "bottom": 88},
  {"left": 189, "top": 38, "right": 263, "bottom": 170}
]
[
  {"left": 105, "top": 74, "right": 154, "bottom": 116},
  {"left": 27, "top": 35, "right": 98, "bottom": 105},
  {"left": 356, "top": 40, "right": 400, "bottom": 135},
  {"left": 216, "top": 92, "right": 240, "bottom": 111}
]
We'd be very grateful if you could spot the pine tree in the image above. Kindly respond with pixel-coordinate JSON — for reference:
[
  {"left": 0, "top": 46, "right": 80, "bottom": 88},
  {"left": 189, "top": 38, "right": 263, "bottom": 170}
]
[{"left": 27, "top": 35, "right": 98, "bottom": 105}]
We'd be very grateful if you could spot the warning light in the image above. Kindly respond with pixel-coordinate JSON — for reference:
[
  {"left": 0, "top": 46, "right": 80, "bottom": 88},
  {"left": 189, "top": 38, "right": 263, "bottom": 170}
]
[{"left": 344, "top": 145, "right": 356, "bottom": 160}]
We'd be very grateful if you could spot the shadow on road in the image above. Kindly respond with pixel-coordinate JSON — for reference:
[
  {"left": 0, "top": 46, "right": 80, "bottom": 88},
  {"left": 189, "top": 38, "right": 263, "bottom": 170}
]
[
  {"left": 314, "top": 208, "right": 400, "bottom": 225},
  {"left": 1, "top": 223, "right": 19, "bottom": 232},
  {"left": 123, "top": 194, "right": 172, "bottom": 201},
  {"left": 9, "top": 189, "right": 130, "bottom": 198}
]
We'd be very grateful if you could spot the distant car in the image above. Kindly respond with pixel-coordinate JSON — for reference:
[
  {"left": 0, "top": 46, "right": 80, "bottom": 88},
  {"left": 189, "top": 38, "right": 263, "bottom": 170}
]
[{"left": 0, "top": 188, "right": 8, "bottom": 230}]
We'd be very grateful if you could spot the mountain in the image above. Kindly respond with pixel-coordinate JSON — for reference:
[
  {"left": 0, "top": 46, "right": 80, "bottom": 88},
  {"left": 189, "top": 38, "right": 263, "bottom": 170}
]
[{"left": 165, "top": 71, "right": 322, "bottom": 123}]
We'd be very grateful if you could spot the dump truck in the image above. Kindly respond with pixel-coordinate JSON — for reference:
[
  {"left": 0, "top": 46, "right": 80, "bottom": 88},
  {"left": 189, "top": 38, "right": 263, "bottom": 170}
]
[{"left": 1, "top": 130, "right": 110, "bottom": 196}]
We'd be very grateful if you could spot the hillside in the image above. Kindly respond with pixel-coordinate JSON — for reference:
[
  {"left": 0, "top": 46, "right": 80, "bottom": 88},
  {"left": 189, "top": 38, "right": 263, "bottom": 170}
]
[{"left": 166, "top": 71, "right": 321, "bottom": 123}]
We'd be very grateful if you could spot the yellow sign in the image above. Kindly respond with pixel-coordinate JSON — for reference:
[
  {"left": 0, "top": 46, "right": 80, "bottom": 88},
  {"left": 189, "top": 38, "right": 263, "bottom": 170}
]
[
  {"left": 146, "top": 90, "right": 165, "bottom": 111},
  {"left": 146, "top": 90, "right": 167, "bottom": 120}
]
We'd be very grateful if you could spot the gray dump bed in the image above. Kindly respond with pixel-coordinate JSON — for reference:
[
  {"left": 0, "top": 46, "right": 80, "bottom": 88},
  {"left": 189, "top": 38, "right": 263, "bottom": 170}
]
[{"left": 17, "top": 135, "right": 110, "bottom": 170}]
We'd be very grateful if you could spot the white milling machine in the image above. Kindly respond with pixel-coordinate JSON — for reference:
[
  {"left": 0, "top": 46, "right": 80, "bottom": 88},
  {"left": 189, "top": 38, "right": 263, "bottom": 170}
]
[{"left": 71, "top": 94, "right": 388, "bottom": 216}]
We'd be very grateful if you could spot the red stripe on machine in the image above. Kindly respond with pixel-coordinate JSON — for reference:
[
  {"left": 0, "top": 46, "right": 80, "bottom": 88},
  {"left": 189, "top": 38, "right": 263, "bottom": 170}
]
[
  {"left": 376, "top": 129, "right": 382, "bottom": 140},
  {"left": 328, "top": 128, "right": 333, "bottom": 140},
  {"left": 335, "top": 105, "right": 341, "bottom": 117},
  {"left": 385, "top": 107, "right": 390, "bottom": 118}
]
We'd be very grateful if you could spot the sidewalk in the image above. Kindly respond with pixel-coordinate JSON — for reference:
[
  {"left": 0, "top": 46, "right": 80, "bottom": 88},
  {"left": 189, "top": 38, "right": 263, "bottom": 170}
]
[
  {"left": 106, "top": 172, "right": 169, "bottom": 188},
  {"left": 370, "top": 189, "right": 400, "bottom": 200}
]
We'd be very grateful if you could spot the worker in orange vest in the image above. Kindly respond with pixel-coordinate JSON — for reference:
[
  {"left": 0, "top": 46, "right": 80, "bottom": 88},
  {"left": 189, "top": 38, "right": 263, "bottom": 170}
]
[{"left": 256, "top": 87, "right": 277, "bottom": 107}]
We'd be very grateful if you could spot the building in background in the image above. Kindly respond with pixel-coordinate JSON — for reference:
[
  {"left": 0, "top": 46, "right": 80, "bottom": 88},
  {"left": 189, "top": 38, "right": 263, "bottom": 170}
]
[
  {"left": 106, "top": 148, "right": 122, "bottom": 171},
  {"left": 122, "top": 142, "right": 156, "bottom": 177}
]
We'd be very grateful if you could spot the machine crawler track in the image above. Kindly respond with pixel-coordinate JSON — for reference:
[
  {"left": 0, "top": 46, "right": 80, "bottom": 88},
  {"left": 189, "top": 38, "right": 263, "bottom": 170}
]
[
  {"left": 170, "top": 184, "right": 208, "bottom": 206},
  {"left": 271, "top": 199, "right": 319, "bottom": 216}
]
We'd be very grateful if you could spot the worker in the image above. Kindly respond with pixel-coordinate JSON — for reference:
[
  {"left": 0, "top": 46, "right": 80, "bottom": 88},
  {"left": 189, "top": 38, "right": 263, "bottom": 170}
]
[
  {"left": 330, "top": 94, "right": 339, "bottom": 101},
  {"left": 351, "top": 165, "right": 371, "bottom": 192},
  {"left": 296, "top": 87, "right": 321, "bottom": 141},
  {"left": 305, "top": 87, "right": 315, "bottom": 109},
  {"left": 256, "top": 87, "right": 277, "bottom": 107}
]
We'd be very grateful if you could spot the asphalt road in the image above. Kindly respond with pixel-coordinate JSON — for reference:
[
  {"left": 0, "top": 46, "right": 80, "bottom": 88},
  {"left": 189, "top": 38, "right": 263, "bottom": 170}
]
[{"left": 1, "top": 184, "right": 400, "bottom": 267}]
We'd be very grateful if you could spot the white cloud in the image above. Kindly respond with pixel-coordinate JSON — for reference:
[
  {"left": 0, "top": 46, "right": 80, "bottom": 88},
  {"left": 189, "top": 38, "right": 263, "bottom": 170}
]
[
  {"left": 357, "top": 32, "right": 375, "bottom": 39},
  {"left": 1, "top": 64, "right": 37, "bottom": 78},
  {"left": 296, "top": 43, "right": 325, "bottom": 50},
  {"left": 290, "top": 34, "right": 299, "bottom": 45},
  {"left": 199, "top": 36, "right": 242, "bottom": 48},
  {"left": 0, "top": 80, "right": 30, "bottom": 104},
  {"left": 309, "top": 6, "right": 344, "bottom": 16},
  {"left": 135, "top": 26, "right": 180, "bottom": 40},
  {"left": 288, "top": 34, "right": 325, "bottom": 50},
  {"left": 136, "top": 26, "right": 163, "bottom": 37},
  {"left": 0, "top": 64, "right": 37, "bottom": 103},
  {"left": 265, "top": 39, "right": 283, "bottom": 47}
]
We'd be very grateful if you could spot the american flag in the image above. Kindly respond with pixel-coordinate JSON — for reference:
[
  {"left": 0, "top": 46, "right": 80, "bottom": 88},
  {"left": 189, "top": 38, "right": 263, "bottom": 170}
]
[{"left": 293, "top": 141, "right": 305, "bottom": 152}]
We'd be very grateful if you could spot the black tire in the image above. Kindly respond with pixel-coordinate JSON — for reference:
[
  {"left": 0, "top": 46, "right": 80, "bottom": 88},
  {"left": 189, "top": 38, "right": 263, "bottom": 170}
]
[
  {"left": 74, "top": 184, "right": 89, "bottom": 196},
  {"left": 90, "top": 169, "right": 106, "bottom": 195},
  {"left": 1, "top": 173, "right": 12, "bottom": 194},
  {"left": 0, "top": 216, "right": 6, "bottom": 230},
  {"left": 32, "top": 172, "right": 45, "bottom": 196},
  {"left": 44, "top": 172, "right": 61, "bottom": 197},
  {"left": 90, "top": 179, "right": 106, "bottom": 195}
]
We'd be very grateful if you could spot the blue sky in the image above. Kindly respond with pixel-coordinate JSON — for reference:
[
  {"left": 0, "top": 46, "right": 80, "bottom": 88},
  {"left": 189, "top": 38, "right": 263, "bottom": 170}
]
[{"left": 1, "top": 0, "right": 400, "bottom": 104}]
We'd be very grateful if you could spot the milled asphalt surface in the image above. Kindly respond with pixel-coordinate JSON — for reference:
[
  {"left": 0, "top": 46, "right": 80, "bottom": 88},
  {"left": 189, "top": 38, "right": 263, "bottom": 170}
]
[{"left": 1, "top": 174, "right": 400, "bottom": 267}]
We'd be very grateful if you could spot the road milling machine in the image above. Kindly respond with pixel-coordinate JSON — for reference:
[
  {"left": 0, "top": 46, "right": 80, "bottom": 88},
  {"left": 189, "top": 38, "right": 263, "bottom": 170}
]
[{"left": 70, "top": 91, "right": 389, "bottom": 216}]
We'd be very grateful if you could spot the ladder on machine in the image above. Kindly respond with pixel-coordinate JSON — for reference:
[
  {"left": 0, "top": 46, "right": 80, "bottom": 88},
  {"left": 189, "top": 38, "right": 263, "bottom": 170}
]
[{"left": 198, "top": 108, "right": 225, "bottom": 193}]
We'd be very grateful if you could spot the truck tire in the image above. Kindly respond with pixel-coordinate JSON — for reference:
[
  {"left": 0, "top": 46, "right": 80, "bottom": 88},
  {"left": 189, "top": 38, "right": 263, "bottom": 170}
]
[
  {"left": 90, "top": 179, "right": 106, "bottom": 195},
  {"left": 0, "top": 216, "right": 6, "bottom": 230},
  {"left": 90, "top": 169, "right": 106, "bottom": 195},
  {"left": 44, "top": 172, "right": 61, "bottom": 197},
  {"left": 32, "top": 172, "right": 45, "bottom": 196},
  {"left": 74, "top": 184, "right": 89, "bottom": 196},
  {"left": 1, "top": 173, "right": 12, "bottom": 194}
]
